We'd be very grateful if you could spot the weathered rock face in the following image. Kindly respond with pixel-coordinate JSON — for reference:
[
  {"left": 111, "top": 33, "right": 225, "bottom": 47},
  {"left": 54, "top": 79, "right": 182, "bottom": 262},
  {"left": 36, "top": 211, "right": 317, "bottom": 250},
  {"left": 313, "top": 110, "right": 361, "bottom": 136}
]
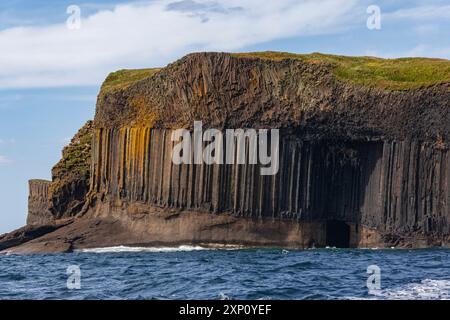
[
  {"left": 7, "top": 52, "right": 450, "bottom": 253},
  {"left": 95, "top": 53, "right": 450, "bottom": 142},
  {"left": 27, "top": 180, "right": 53, "bottom": 226},
  {"left": 0, "top": 223, "right": 66, "bottom": 252},
  {"left": 90, "top": 127, "right": 450, "bottom": 247}
]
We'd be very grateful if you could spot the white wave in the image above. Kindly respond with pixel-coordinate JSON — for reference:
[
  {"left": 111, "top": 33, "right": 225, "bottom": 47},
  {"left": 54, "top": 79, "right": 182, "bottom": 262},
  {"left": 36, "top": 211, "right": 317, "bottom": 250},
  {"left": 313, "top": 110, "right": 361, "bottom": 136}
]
[
  {"left": 368, "top": 279, "right": 450, "bottom": 300},
  {"left": 78, "top": 245, "right": 211, "bottom": 253},
  {"left": 218, "top": 292, "right": 232, "bottom": 300}
]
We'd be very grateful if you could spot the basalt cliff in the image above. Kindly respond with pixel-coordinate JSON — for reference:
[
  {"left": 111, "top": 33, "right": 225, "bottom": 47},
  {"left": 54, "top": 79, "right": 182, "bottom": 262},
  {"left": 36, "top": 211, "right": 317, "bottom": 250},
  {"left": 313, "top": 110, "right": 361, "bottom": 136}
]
[{"left": 2, "top": 52, "right": 450, "bottom": 253}]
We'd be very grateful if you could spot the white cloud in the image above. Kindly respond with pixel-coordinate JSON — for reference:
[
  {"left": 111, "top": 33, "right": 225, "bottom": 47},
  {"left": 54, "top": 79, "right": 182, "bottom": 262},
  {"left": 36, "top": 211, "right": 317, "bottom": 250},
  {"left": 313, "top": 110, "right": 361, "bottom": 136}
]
[
  {"left": 387, "top": 4, "right": 450, "bottom": 20},
  {"left": 0, "top": 155, "right": 13, "bottom": 165},
  {"left": 0, "top": 0, "right": 358, "bottom": 89},
  {"left": 368, "top": 3, "right": 450, "bottom": 60}
]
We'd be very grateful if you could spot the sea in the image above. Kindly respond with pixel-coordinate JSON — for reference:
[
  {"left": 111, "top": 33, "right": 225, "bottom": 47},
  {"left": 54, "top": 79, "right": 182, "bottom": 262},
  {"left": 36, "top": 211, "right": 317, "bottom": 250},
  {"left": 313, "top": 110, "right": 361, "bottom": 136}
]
[{"left": 0, "top": 247, "right": 449, "bottom": 300}]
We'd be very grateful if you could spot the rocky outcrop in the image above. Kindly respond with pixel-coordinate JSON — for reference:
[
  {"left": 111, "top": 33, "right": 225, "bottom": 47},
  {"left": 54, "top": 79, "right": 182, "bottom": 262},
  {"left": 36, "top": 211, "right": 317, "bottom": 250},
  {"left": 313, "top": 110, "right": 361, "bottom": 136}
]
[
  {"left": 2, "top": 52, "right": 450, "bottom": 253},
  {"left": 23, "top": 122, "right": 93, "bottom": 228},
  {"left": 48, "top": 121, "right": 93, "bottom": 219},
  {"left": 0, "top": 223, "right": 69, "bottom": 252},
  {"left": 27, "top": 180, "right": 53, "bottom": 225}
]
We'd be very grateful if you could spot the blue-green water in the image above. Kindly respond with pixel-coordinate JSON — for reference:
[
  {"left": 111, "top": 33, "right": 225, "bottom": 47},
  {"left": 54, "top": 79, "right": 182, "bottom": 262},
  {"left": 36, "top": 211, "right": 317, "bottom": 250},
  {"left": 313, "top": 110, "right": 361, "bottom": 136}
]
[{"left": 1, "top": 247, "right": 449, "bottom": 300}]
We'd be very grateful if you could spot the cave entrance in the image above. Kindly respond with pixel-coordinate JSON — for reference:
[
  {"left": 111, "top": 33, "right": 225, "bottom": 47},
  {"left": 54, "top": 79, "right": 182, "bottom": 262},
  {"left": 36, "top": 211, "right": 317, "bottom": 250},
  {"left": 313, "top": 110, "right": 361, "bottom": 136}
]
[{"left": 326, "top": 220, "right": 350, "bottom": 248}]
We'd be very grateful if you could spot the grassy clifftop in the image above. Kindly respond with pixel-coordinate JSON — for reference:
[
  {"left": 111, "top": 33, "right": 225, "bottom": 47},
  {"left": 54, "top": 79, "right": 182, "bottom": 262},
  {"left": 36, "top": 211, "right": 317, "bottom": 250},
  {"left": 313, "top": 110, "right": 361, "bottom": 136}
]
[
  {"left": 99, "top": 52, "right": 450, "bottom": 93},
  {"left": 233, "top": 51, "right": 450, "bottom": 91},
  {"left": 100, "top": 68, "right": 161, "bottom": 94}
]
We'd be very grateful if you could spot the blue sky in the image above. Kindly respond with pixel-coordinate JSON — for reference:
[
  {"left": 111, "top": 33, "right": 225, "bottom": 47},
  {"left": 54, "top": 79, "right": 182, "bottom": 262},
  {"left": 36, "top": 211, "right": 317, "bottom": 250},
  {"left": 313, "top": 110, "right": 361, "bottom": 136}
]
[{"left": 1, "top": 0, "right": 450, "bottom": 233}]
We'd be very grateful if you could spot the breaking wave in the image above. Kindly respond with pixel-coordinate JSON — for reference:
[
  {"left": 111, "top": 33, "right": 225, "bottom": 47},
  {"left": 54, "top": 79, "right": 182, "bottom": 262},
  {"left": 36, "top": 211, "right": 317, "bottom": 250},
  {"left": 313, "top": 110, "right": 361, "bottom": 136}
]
[
  {"left": 79, "top": 245, "right": 211, "bottom": 253},
  {"left": 367, "top": 279, "right": 450, "bottom": 300}
]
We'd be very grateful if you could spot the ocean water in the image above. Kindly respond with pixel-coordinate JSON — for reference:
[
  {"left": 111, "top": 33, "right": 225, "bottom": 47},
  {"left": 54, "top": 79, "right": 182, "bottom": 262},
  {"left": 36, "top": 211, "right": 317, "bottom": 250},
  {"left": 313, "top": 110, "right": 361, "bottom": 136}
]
[{"left": 0, "top": 247, "right": 449, "bottom": 300}]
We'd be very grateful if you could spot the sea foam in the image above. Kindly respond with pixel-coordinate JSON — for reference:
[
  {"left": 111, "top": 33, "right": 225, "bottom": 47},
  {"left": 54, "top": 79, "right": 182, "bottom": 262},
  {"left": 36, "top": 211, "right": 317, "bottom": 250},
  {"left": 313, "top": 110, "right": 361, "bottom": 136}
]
[
  {"left": 78, "top": 245, "right": 211, "bottom": 253},
  {"left": 349, "top": 279, "right": 450, "bottom": 300}
]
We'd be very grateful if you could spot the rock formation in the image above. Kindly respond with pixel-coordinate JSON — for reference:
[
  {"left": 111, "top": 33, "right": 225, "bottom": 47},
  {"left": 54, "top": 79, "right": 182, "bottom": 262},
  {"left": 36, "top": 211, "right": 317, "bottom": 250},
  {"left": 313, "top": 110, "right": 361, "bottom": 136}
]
[
  {"left": 49, "top": 120, "right": 93, "bottom": 219},
  {"left": 27, "top": 180, "right": 53, "bottom": 225},
  {"left": 2, "top": 52, "right": 450, "bottom": 253}
]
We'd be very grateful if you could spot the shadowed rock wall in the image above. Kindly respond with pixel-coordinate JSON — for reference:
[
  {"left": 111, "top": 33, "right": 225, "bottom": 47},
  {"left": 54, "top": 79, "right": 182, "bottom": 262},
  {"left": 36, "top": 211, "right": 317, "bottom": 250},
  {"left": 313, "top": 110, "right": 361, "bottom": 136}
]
[{"left": 90, "top": 127, "right": 450, "bottom": 244}]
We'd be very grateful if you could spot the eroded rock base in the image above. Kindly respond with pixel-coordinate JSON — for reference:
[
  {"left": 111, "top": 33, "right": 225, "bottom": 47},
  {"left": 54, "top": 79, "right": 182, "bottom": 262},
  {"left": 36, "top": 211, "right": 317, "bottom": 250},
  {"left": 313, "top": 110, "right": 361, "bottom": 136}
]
[{"left": 5, "top": 202, "right": 441, "bottom": 254}]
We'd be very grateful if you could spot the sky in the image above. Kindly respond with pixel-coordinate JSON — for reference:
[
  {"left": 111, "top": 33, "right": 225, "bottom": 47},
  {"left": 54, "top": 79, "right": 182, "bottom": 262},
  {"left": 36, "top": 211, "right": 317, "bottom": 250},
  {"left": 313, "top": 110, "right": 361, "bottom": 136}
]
[{"left": 0, "top": 0, "right": 450, "bottom": 233}]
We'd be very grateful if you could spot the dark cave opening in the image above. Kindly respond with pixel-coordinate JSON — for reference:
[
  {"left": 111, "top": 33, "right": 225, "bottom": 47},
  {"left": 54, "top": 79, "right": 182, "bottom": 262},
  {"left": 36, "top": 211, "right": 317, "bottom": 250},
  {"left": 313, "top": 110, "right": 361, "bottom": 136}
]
[{"left": 326, "top": 220, "right": 350, "bottom": 248}]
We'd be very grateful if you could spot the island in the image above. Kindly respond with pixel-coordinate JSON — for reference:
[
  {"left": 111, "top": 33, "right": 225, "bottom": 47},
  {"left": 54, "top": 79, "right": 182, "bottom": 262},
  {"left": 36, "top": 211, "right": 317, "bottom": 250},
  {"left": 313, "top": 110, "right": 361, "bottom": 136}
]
[{"left": 1, "top": 51, "right": 450, "bottom": 253}]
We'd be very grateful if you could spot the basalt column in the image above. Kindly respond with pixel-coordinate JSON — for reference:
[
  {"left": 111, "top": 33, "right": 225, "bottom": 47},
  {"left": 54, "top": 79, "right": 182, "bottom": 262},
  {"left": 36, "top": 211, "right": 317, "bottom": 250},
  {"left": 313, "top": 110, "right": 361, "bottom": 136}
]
[
  {"left": 360, "top": 141, "right": 450, "bottom": 236},
  {"left": 89, "top": 128, "right": 379, "bottom": 221},
  {"left": 90, "top": 128, "right": 450, "bottom": 243},
  {"left": 27, "top": 179, "right": 53, "bottom": 226}
]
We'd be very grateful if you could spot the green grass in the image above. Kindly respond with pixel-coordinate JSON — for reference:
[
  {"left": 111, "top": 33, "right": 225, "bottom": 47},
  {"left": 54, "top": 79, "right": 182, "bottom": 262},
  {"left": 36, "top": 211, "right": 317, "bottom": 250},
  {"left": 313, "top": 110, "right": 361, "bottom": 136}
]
[
  {"left": 52, "top": 121, "right": 93, "bottom": 178},
  {"left": 62, "top": 128, "right": 92, "bottom": 172},
  {"left": 100, "top": 68, "right": 161, "bottom": 94},
  {"left": 232, "top": 51, "right": 450, "bottom": 90}
]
